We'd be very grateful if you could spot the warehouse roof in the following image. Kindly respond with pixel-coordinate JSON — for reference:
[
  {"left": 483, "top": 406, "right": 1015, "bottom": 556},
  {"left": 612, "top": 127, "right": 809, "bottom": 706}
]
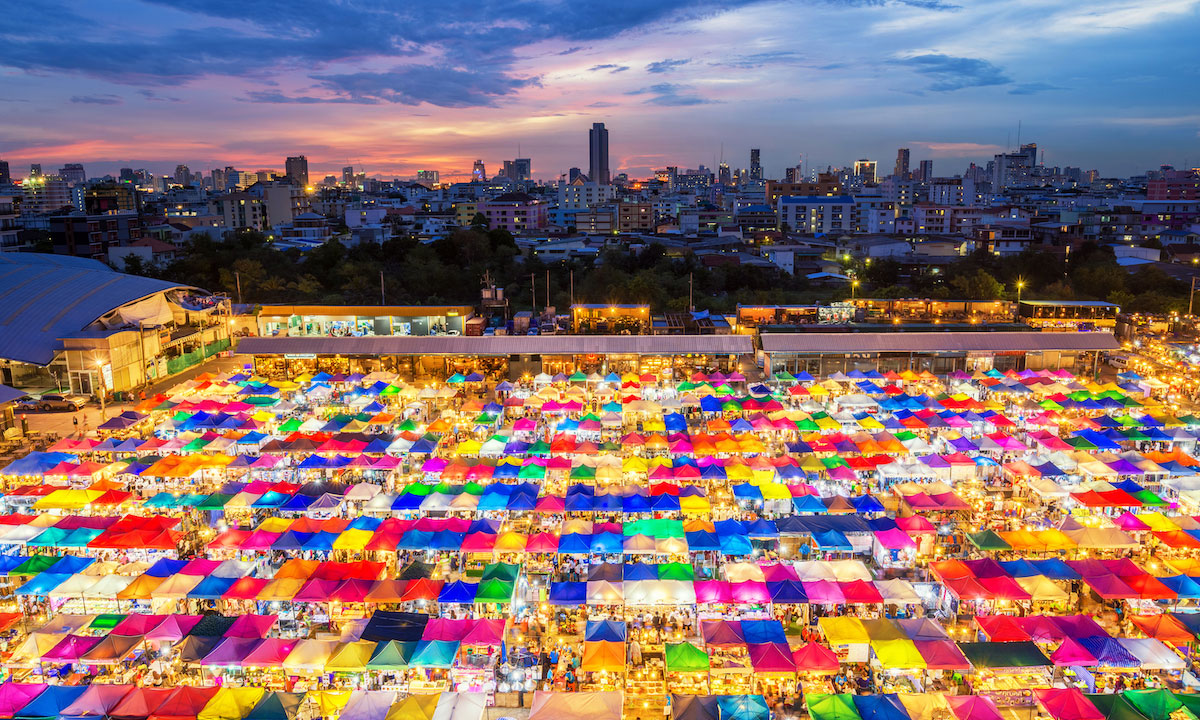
[
  {"left": 0, "top": 253, "right": 192, "bottom": 366},
  {"left": 236, "top": 334, "right": 754, "bottom": 356},
  {"left": 760, "top": 331, "right": 1120, "bottom": 354}
]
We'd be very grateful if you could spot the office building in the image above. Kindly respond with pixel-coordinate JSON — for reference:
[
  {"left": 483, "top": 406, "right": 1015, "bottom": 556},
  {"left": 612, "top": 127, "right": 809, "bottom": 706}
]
[
  {"left": 472, "top": 160, "right": 487, "bottom": 182},
  {"left": 749, "top": 149, "right": 762, "bottom": 182},
  {"left": 285, "top": 156, "right": 309, "bottom": 187},
  {"left": 342, "top": 166, "right": 355, "bottom": 186},
  {"left": 894, "top": 148, "right": 910, "bottom": 179},
  {"left": 501, "top": 158, "right": 532, "bottom": 182},
  {"left": 416, "top": 170, "right": 440, "bottom": 185},
  {"left": 0, "top": 161, "right": 9, "bottom": 186},
  {"left": 991, "top": 143, "right": 1038, "bottom": 189},
  {"left": 917, "top": 160, "right": 934, "bottom": 183},
  {"left": 853, "top": 159, "right": 877, "bottom": 185},
  {"left": 589, "top": 123, "right": 610, "bottom": 184},
  {"left": 59, "top": 163, "right": 86, "bottom": 186}
]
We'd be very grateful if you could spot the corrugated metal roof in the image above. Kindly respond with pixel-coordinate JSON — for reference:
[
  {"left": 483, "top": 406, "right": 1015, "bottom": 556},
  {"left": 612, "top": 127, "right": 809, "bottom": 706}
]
[
  {"left": 258, "top": 304, "right": 474, "bottom": 317},
  {"left": 236, "top": 334, "right": 754, "bottom": 356},
  {"left": 760, "top": 331, "right": 1120, "bottom": 354},
  {"left": 0, "top": 253, "right": 192, "bottom": 366}
]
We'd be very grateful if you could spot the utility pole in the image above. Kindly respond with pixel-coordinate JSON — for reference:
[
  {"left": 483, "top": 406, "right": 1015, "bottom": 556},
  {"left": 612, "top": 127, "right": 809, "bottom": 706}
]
[
  {"left": 531, "top": 273, "right": 536, "bottom": 314},
  {"left": 235, "top": 271, "right": 243, "bottom": 305},
  {"left": 689, "top": 273, "right": 694, "bottom": 312},
  {"left": 1190, "top": 276, "right": 1197, "bottom": 316},
  {"left": 380, "top": 270, "right": 386, "bottom": 305},
  {"left": 570, "top": 270, "right": 574, "bottom": 308},
  {"left": 545, "top": 270, "right": 550, "bottom": 310}
]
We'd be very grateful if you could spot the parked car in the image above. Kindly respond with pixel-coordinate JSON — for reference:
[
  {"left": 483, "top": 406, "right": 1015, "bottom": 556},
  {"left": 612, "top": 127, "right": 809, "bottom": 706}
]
[{"left": 18, "top": 393, "right": 88, "bottom": 412}]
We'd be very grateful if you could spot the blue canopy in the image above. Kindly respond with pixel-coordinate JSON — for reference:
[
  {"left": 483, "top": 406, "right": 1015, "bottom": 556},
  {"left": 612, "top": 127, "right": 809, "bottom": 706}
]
[
  {"left": 585, "top": 620, "right": 626, "bottom": 642},
  {"left": 548, "top": 581, "right": 586, "bottom": 605}
]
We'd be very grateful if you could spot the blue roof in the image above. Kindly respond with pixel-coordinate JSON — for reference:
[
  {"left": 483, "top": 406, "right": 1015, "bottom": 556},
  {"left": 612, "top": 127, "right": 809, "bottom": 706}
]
[{"left": 0, "top": 253, "right": 193, "bottom": 365}]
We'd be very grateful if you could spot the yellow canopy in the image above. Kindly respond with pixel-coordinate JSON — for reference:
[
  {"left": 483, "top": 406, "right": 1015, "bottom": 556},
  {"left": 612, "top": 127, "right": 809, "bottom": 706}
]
[
  {"left": 872, "top": 639, "right": 927, "bottom": 669},
  {"left": 333, "top": 529, "right": 376, "bottom": 552},
  {"left": 384, "top": 693, "right": 441, "bottom": 720},
  {"left": 819, "top": 616, "right": 869, "bottom": 645},
  {"left": 282, "top": 639, "right": 340, "bottom": 673},
  {"left": 325, "top": 640, "right": 377, "bottom": 673},
  {"left": 198, "top": 687, "right": 266, "bottom": 720}
]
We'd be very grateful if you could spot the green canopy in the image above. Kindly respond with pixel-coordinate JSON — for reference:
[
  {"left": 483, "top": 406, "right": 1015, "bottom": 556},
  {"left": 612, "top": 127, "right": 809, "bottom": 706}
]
[
  {"left": 481, "top": 563, "right": 521, "bottom": 582},
  {"left": 367, "top": 640, "right": 415, "bottom": 671},
  {"left": 568, "top": 371, "right": 588, "bottom": 382},
  {"left": 570, "top": 465, "right": 596, "bottom": 480},
  {"left": 624, "top": 518, "right": 685, "bottom": 538},
  {"left": 474, "top": 579, "right": 515, "bottom": 604},
  {"left": 196, "top": 493, "right": 233, "bottom": 510},
  {"left": 396, "top": 418, "right": 419, "bottom": 432},
  {"left": 379, "top": 384, "right": 401, "bottom": 396},
  {"left": 278, "top": 417, "right": 302, "bottom": 432},
  {"left": 462, "top": 482, "right": 485, "bottom": 496},
  {"left": 518, "top": 464, "right": 545, "bottom": 479},
  {"left": 957, "top": 641, "right": 1050, "bottom": 668},
  {"left": 11, "top": 554, "right": 62, "bottom": 576},
  {"left": 1122, "top": 690, "right": 1181, "bottom": 720},
  {"left": 1086, "top": 694, "right": 1150, "bottom": 720},
  {"left": 1172, "top": 694, "right": 1200, "bottom": 720},
  {"left": 967, "top": 529, "right": 1012, "bottom": 552},
  {"left": 89, "top": 614, "right": 127, "bottom": 631},
  {"left": 526, "top": 440, "right": 551, "bottom": 456},
  {"left": 807, "top": 694, "right": 862, "bottom": 720},
  {"left": 1132, "top": 490, "right": 1167, "bottom": 506},
  {"left": 245, "top": 691, "right": 304, "bottom": 720},
  {"left": 664, "top": 642, "right": 709, "bottom": 672},
  {"left": 796, "top": 419, "right": 820, "bottom": 432},
  {"left": 401, "top": 483, "right": 433, "bottom": 496},
  {"left": 658, "top": 562, "right": 694, "bottom": 581}
]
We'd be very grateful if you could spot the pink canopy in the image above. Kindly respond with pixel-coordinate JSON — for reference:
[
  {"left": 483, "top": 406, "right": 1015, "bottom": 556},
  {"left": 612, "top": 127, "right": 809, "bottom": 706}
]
[
  {"left": 874, "top": 528, "right": 918, "bottom": 550},
  {"left": 0, "top": 683, "right": 48, "bottom": 717},
  {"left": 802, "top": 580, "right": 846, "bottom": 604},
  {"left": 224, "top": 613, "right": 278, "bottom": 638},
  {"left": 145, "top": 614, "right": 203, "bottom": 641},
  {"left": 1050, "top": 637, "right": 1098, "bottom": 667},
  {"left": 1035, "top": 688, "right": 1105, "bottom": 720},
  {"left": 110, "top": 614, "right": 168, "bottom": 636},
  {"left": 693, "top": 580, "right": 733, "bottom": 604},
  {"left": 463, "top": 618, "right": 506, "bottom": 646},
  {"left": 948, "top": 695, "right": 1004, "bottom": 720},
  {"left": 791, "top": 642, "right": 839, "bottom": 673},
  {"left": 747, "top": 642, "right": 797, "bottom": 673},
  {"left": 729, "top": 581, "right": 771, "bottom": 604},
  {"left": 43, "top": 635, "right": 102, "bottom": 662}
]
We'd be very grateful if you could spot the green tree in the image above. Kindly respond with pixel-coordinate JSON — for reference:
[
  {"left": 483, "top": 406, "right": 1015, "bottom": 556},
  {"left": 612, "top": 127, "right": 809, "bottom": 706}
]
[{"left": 950, "top": 269, "right": 1004, "bottom": 300}]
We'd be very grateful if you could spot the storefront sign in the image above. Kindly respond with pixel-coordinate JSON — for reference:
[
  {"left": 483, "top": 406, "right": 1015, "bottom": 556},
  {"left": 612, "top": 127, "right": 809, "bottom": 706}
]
[{"left": 980, "top": 689, "right": 1036, "bottom": 707}]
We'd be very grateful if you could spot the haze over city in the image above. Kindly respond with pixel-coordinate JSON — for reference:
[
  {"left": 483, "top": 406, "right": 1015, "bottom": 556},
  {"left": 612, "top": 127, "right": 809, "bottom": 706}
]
[{"left": 2, "top": 0, "right": 1199, "bottom": 181}]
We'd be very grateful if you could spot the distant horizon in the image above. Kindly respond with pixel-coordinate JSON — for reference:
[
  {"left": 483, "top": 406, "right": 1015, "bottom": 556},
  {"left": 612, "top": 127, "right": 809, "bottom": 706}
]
[{"left": 2, "top": 1, "right": 1197, "bottom": 182}]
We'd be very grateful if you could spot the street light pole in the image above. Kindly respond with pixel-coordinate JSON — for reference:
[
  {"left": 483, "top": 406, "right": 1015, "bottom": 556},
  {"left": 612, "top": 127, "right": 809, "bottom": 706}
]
[
  {"left": 94, "top": 359, "right": 106, "bottom": 420},
  {"left": 1016, "top": 280, "right": 1025, "bottom": 321}
]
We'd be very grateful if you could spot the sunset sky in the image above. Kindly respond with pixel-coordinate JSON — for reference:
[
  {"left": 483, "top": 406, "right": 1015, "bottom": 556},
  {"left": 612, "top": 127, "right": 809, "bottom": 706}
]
[{"left": 2, "top": 0, "right": 1198, "bottom": 182}]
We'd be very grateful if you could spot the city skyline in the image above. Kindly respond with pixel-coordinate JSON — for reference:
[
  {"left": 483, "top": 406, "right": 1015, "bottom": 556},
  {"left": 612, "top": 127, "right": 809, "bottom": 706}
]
[{"left": 1, "top": 0, "right": 1198, "bottom": 181}]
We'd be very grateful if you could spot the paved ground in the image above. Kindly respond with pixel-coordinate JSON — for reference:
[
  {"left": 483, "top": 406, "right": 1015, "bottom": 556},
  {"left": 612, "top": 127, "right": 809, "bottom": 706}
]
[{"left": 16, "top": 355, "right": 248, "bottom": 442}]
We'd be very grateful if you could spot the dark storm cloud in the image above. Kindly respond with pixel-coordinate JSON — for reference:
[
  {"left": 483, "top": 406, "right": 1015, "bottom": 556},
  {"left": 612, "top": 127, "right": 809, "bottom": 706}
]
[
  {"left": 0, "top": 0, "right": 773, "bottom": 106},
  {"left": 899, "top": 54, "right": 1011, "bottom": 91}
]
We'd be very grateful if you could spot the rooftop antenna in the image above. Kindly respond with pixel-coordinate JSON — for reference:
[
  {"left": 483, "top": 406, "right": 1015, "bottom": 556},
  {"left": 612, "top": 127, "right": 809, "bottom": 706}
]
[{"left": 1016, "top": 120, "right": 1022, "bottom": 149}]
